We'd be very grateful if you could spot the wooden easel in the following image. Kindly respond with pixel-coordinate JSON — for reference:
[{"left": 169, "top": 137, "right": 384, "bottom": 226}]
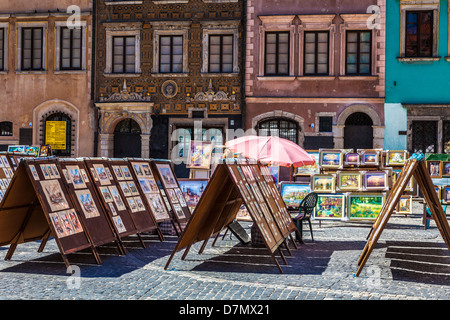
[{"left": 355, "top": 157, "right": 450, "bottom": 277}]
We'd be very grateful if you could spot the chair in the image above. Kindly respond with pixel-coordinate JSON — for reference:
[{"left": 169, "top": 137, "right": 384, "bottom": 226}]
[{"left": 292, "top": 192, "right": 318, "bottom": 242}]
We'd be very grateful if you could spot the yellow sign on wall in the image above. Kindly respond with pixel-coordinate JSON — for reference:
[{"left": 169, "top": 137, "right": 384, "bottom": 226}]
[{"left": 45, "top": 121, "right": 66, "bottom": 150}]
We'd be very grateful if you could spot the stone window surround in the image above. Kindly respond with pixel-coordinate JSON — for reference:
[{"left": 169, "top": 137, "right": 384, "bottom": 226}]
[
  {"left": 258, "top": 15, "right": 296, "bottom": 78},
  {"left": 313, "top": 111, "right": 337, "bottom": 136},
  {"left": 398, "top": 1, "right": 440, "bottom": 62},
  {"left": 257, "top": 14, "right": 379, "bottom": 80},
  {"left": 103, "top": 22, "right": 142, "bottom": 76},
  {"left": 0, "top": 23, "right": 8, "bottom": 72},
  {"left": 200, "top": 20, "right": 240, "bottom": 74},
  {"left": 15, "top": 21, "right": 48, "bottom": 72},
  {"left": 339, "top": 14, "right": 377, "bottom": 77},
  {"left": 54, "top": 21, "right": 87, "bottom": 72},
  {"left": 298, "top": 14, "right": 336, "bottom": 77},
  {"left": 150, "top": 21, "right": 190, "bottom": 76}
]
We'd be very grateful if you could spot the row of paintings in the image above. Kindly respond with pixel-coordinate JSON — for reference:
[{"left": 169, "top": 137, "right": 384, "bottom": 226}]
[
  {"left": 312, "top": 193, "right": 411, "bottom": 220},
  {"left": 318, "top": 149, "right": 409, "bottom": 170},
  {"left": 426, "top": 160, "right": 450, "bottom": 179},
  {"left": 434, "top": 185, "right": 450, "bottom": 204}
]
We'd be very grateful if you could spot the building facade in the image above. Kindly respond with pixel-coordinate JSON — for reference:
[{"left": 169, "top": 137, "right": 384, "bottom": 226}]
[
  {"left": 93, "top": 0, "right": 245, "bottom": 177},
  {"left": 245, "top": 0, "right": 386, "bottom": 151},
  {"left": 385, "top": 0, "right": 450, "bottom": 154},
  {"left": 0, "top": 0, "right": 95, "bottom": 156}
]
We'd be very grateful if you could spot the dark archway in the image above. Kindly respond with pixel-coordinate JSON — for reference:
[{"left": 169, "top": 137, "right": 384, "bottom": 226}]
[
  {"left": 344, "top": 112, "right": 373, "bottom": 150},
  {"left": 113, "top": 118, "right": 142, "bottom": 158}
]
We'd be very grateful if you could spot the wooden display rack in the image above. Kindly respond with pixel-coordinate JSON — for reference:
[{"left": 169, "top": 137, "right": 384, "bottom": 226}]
[
  {"left": 164, "top": 160, "right": 298, "bottom": 273},
  {"left": 355, "top": 158, "right": 450, "bottom": 277},
  {"left": 0, "top": 158, "right": 103, "bottom": 268}
]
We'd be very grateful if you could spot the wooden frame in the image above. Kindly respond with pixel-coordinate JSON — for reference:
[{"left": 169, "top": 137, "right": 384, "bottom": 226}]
[
  {"left": 0, "top": 158, "right": 101, "bottom": 268},
  {"left": 314, "top": 193, "right": 346, "bottom": 220},
  {"left": 164, "top": 161, "right": 298, "bottom": 274},
  {"left": 356, "top": 159, "right": 450, "bottom": 277},
  {"left": 359, "top": 150, "right": 380, "bottom": 167},
  {"left": 344, "top": 152, "right": 360, "bottom": 166},
  {"left": 442, "top": 186, "right": 450, "bottom": 205},
  {"left": 311, "top": 174, "right": 335, "bottom": 193},
  {"left": 442, "top": 161, "right": 450, "bottom": 177},
  {"left": 186, "top": 140, "right": 213, "bottom": 170},
  {"left": 426, "top": 160, "right": 442, "bottom": 179},
  {"left": 337, "top": 171, "right": 362, "bottom": 192},
  {"left": 397, "top": 195, "right": 412, "bottom": 214}
]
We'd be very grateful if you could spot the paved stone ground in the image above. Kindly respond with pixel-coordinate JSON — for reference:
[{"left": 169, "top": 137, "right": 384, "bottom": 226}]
[{"left": 0, "top": 200, "right": 449, "bottom": 302}]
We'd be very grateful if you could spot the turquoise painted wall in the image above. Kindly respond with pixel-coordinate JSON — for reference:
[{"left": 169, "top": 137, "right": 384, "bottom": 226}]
[
  {"left": 385, "top": 0, "right": 450, "bottom": 104},
  {"left": 384, "top": 0, "right": 450, "bottom": 150}
]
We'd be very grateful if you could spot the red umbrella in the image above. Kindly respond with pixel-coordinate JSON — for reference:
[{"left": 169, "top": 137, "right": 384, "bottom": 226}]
[{"left": 225, "top": 135, "right": 315, "bottom": 168}]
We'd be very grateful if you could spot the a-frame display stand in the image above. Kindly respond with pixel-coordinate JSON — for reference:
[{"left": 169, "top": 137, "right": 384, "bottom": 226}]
[
  {"left": 356, "top": 158, "right": 450, "bottom": 277},
  {"left": 0, "top": 158, "right": 102, "bottom": 268},
  {"left": 164, "top": 160, "right": 297, "bottom": 273}
]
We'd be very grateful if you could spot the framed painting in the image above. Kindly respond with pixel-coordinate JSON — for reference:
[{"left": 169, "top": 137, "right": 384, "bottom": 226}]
[
  {"left": 359, "top": 150, "right": 380, "bottom": 166},
  {"left": 443, "top": 162, "right": 450, "bottom": 177},
  {"left": 186, "top": 141, "right": 213, "bottom": 170},
  {"left": 434, "top": 186, "right": 441, "bottom": 202},
  {"left": 386, "top": 150, "right": 408, "bottom": 166},
  {"left": 155, "top": 163, "right": 178, "bottom": 189},
  {"left": 178, "top": 179, "right": 208, "bottom": 208},
  {"left": 442, "top": 186, "right": 450, "bottom": 204},
  {"left": 363, "top": 171, "right": 388, "bottom": 191},
  {"left": 319, "top": 149, "right": 343, "bottom": 169},
  {"left": 279, "top": 182, "right": 311, "bottom": 208},
  {"left": 344, "top": 152, "right": 360, "bottom": 166},
  {"left": 314, "top": 193, "right": 345, "bottom": 220},
  {"left": 311, "top": 174, "right": 335, "bottom": 193},
  {"left": 426, "top": 160, "right": 442, "bottom": 179},
  {"left": 397, "top": 195, "right": 412, "bottom": 214},
  {"left": 295, "top": 150, "right": 320, "bottom": 176},
  {"left": 348, "top": 193, "right": 385, "bottom": 220},
  {"left": 336, "top": 171, "right": 362, "bottom": 191}
]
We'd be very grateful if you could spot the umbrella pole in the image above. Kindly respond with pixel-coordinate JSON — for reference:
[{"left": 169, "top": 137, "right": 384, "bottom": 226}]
[{"left": 290, "top": 165, "right": 293, "bottom": 182}]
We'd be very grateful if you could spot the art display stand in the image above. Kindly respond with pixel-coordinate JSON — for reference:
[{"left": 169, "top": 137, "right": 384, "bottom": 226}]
[
  {"left": 151, "top": 160, "right": 192, "bottom": 236},
  {"left": 355, "top": 158, "right": 450, "bottom": 277},
  {"left": 0, "top": 158, "right": 102, "bottom": 268},
  {"left": 164, "top": 160, "right": 298, "bottom": 273}
]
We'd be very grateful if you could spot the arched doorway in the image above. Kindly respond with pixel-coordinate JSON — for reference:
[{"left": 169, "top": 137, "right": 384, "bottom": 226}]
[
  {"left": 344, "top": 112, "right": 373, "bottom": 150},
  {"left": 113, "top": 118, "right": 142, "bottom": 158}
]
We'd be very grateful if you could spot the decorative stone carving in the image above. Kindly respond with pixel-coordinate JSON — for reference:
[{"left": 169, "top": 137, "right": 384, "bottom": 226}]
[
  {"left": 99, "top": 80, "right": 151, "bottom": 102},
  {"left": 186, "top": 79, "right": 236, "bottom": 103}
]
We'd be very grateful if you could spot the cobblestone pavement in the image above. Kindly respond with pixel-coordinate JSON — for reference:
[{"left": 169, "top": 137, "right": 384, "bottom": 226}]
[{"left": 0, "top": 200, "right": 449, "bottom": 302}]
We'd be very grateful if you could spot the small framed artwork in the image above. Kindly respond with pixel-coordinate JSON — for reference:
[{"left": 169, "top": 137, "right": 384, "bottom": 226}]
[
  {"left": 397, "top": 195, "right": 412, "bottom": 214},
  {"left": 336, "top": 171, "right": 362, "bottom": 191},
  {"left": 311, "top": 174, "right": 335, "bottom": 193},
  {"left": 359, "top": 150, "right": 380, "bottom": 166},
  {"left": 385, "top": 150, "right": 408, "bottom": 166},
  {"left": 426, "top": 161, "right": 442, "bottom": 179},
  {"left": 319, "top": 149, "right": 343, "bottom": 169},
  {"left": 279, "top": 182, "right": 311, "bottom": 208},
  {"left": 347, "top": 193, "right": 385, "bottom": 220},
  {"left": 344, "top": 152, "right": 360, "bottom": 166},
  {"left": 442, "top": 186, "right": 450, "bottom": 204},
  {"left": 363, "top": 171, "right": 388, "bottom": 191},
  {"left": 442, "top": 161, "right": 450, "bottom": 177},
  {"left": 295, "top": 150, "right": 320, "bottom": 176},
  {"left": 313, "top": 193, "right": 346, "bottom": 220}
]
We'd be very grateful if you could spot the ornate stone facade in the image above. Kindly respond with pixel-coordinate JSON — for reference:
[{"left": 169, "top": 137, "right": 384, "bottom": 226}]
[{"left": 93, "top": 0, "right": 245, "bottom": 167}]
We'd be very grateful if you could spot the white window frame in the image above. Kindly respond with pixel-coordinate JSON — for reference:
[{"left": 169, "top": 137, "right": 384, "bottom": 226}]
[
  {"left": 55, "top": 21, "right": 87, "bottom": 72},
  {"left": 201, "top": 20, "right": 239, "bottom": 75},
  {"left": 258, "top": 15, "right": 296, "bottom": 79},
  {"left": 15, "top": 21, "right": 48, "bottom": 72},
  {"left": 150, "top": 21, "right": 190, "bottom": 76},
  {"left": 398, "top": 1, "right": 440, "bottom": 61},
  {"left": 298, "top": 15, "right": 336, "bottom": 78},
  {"left": 103, "top": 22, "right": 141, "bottom": 76},
  {"left": 0, "top": 23, "right": 8, "bottom": 72}
]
